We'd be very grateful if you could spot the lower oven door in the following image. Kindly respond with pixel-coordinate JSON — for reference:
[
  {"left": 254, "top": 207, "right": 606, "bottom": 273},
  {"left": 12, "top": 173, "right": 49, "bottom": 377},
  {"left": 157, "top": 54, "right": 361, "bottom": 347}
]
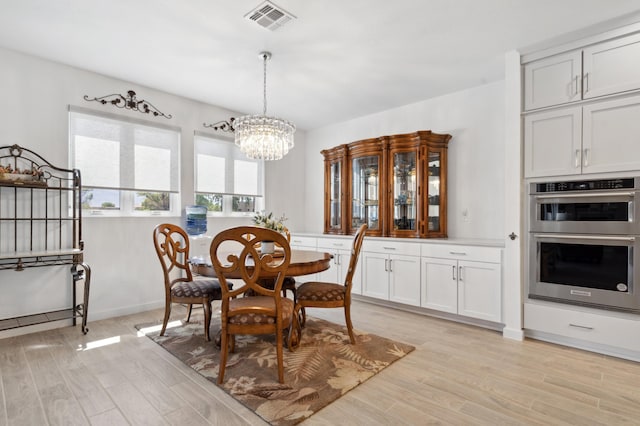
[{"left": 529, "top": 233, "right": 640, "bottom": 313}]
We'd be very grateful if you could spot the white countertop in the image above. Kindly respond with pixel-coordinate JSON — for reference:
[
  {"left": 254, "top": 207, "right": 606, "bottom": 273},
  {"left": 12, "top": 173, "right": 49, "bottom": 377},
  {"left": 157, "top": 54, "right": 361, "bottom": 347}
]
[{"left": 292, "top": 233, "right": 504, "bottom": 248}]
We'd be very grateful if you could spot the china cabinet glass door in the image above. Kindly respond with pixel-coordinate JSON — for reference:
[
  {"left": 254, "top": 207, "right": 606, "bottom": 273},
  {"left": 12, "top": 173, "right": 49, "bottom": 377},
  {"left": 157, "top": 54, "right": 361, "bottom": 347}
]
[
  {"left": 392, "top": 152, "right": 417, "bottom": 232},
  {"left": 329, "top": 161, "right": 342, "bottom": 231},
  {"left": 427, "top": 150, "right": 442, "bottom": 233},
  {"left": 352, "top": 155, "right": 380, "bottom": 232}
]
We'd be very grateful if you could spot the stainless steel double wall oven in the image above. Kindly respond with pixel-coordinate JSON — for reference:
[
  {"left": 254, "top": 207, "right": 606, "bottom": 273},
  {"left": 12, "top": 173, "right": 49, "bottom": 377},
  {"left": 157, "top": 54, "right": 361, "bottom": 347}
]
[{"left": 529, "top": 177, "right": 640, "bottom": 313}]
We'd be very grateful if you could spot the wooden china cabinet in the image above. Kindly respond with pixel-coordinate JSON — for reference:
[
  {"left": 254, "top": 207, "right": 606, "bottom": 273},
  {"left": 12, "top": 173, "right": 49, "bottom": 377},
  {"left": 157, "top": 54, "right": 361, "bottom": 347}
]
[{"left": 322, "top": 130, "right": 451, "bottom": 238}]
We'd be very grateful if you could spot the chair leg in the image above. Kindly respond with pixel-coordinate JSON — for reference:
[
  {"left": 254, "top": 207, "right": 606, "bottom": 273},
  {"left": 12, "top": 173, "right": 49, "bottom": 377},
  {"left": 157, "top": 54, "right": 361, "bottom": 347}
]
[
  {"left": 161, "top": 301, "right": 171, "bottom": 336},
  {"left": 344, "top": 304, "right": 356, "bottom": 344},
  {"left": 300, "top": 306, "right": 307, "bottom": 326},
  {"left": 203, "top": 300, "right": 212, "bottom": 342},
  {"left": 185, "top": 304, "right": 193, "bottom": 323},
  {"left": 276, "top": 327, "right": 285, "bottom": 383},
  {"left": 218, "top": 330, "right": 229, "bottom": 384}
]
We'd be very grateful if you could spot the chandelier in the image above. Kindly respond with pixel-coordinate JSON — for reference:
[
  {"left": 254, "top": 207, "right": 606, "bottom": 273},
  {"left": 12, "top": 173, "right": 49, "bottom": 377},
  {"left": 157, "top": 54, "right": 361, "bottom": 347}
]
[{"left": 234, "top": 52, "right": 296, "bottom": 161}]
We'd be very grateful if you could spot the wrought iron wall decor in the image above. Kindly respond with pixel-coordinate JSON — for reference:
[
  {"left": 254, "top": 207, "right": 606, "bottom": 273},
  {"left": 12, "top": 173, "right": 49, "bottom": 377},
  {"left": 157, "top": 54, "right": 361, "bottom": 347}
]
[
  {"left": 203, "top": 118, "right": 236, "bottom": 132},
  {"left": 83, "top": 90, "right": 172, "bottom": 119}
]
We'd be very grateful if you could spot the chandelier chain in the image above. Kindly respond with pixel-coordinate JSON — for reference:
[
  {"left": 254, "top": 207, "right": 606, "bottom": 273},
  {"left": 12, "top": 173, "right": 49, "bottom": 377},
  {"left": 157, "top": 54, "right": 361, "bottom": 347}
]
[{"left": 262, "top": 53, "right": 268, "bottom": 116}]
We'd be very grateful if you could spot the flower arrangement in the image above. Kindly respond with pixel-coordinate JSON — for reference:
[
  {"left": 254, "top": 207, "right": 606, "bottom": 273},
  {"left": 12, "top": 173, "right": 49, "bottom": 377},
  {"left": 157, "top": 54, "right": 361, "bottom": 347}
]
[
  {"left": 0, "top": 164, "right": 44, "bottom": 181},
  {"left": 253, "top": 211, "right": 287, "bottom": 232}
]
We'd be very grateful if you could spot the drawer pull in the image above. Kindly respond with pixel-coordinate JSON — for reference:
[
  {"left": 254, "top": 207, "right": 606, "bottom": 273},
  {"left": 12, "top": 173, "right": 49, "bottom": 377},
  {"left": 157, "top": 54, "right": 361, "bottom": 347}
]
[
  {"left": 569, "top": 323, "right": 594, "bottom": 331},
  {"left": 333, "top": 243, "right": 344, "bottom": 247},
  {"left": 449, "top": 251, "right": 467, "bottom": 256},
  {"left": 382, "top": 246, "right": 397, "bottom": 251}
]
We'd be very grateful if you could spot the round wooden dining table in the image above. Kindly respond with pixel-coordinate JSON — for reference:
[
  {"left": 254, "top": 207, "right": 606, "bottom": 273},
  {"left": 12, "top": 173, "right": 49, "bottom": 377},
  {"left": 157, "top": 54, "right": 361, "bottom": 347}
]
[{"left": 191, "top": 249, "right": 333, "bottom": 279}]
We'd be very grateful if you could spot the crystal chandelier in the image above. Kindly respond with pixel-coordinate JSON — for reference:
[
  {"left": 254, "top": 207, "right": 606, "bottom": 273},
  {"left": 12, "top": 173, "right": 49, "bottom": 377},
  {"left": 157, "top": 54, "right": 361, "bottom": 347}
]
[{"left": 234, "top": 52, "right": 296, "bottom": 161}]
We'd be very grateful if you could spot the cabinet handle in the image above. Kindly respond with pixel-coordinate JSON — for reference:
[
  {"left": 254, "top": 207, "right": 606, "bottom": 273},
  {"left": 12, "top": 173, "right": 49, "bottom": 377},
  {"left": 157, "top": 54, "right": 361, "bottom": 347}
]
[
  {"left": 333, "top": 243, "right": 344, "bottom": 247},
  {"left": 449, "top": 251, "right": 466, "bottom": 256},
  {"left": 583, "top": 148, "right": 590, "bottom": 167},
  {"left": 583, "top": 72, "right": 589, "bottom": 93},
  {"left": 389, "top": 259, "right": 393, "bottom": 272},
  {"left": 573, "top": 75, "right": 579, "bottom": 96},
  {"left": 458, "top": 266, "right": 463, "bottom": 281},
  {"left": 575, "top": 149, "right": 581, "bottom": 168},
  {"left": 452, "top": 265, "right": 456, "bottom": 280},
  {"left": 569, "top": 323, "right": 594, "bottom": 331},
  {"left": 384, "top": 259, "right": 388, "bottom": 272},
  {"left": 383, "top": 246, "right": 397, "bottom": 251}
]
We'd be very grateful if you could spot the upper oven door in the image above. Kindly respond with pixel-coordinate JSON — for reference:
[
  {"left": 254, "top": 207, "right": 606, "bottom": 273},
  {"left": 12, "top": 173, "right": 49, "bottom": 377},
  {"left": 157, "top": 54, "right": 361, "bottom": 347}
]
[{"left": 530, "top": 190, "right": 639, "bottom": 234}]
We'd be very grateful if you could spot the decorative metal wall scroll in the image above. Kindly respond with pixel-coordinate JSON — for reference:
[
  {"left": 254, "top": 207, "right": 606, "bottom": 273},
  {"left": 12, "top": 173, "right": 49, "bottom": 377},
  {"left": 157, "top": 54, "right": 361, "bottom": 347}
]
[
  {"left": 203, "top": 118, "right": 236, "bottom": 132},
  {"left": 83, "top": 90, "right": 172, "bottom": 119}
]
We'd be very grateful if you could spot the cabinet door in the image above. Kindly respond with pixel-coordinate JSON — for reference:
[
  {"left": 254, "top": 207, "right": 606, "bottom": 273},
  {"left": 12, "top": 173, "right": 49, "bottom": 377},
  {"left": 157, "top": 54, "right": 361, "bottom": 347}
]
[
  {"left": 583, "top": 33, "right": 640, "bottom": 100},
  {"left": 524, "top": 107, "right": 582, "bottom": 178},
  {"left": 457, "top": 260, "right": 501, "bottom": 322},
  {"left": 351, "top": 154, "right": 382, "bottom": 235},
  {"left": 388, "top": 254, "right": 420, "bottom": 306},
  {"left": 421, "top": 257, "right": 457, "bottom": 314},
  {"left": 361, "top": 252, "right": 389, "bottom": 299},
  {"left": 524, "top": 50, "right": 582, "bottom": 110},
  {"left": 582, "top": 94, "right": 640, "bottom": 174},
  {"left": 389, "top": 148, "right": 419, "bottom": 237},
  {"left": 316, "top": 253, "right": 340, "bottom": 283}
]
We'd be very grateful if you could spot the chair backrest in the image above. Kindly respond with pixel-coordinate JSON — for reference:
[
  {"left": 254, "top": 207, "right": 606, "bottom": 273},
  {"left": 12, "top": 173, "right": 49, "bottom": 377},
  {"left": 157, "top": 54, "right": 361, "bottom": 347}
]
[
  {"left": 153, "top": 223, "right": 194, "bottom": 292},
  {"left": 210, "top": 226, "right": 292, "bottom": 301},
  {"left": 344, "top": 224, "right": 368, "bottom": 288}
]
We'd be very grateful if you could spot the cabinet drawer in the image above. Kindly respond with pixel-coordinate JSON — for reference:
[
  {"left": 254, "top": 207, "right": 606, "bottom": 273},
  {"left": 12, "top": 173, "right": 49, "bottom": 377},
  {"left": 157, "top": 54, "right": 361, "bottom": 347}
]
[
  {"left": 316, "top": 237, "right": 351, "bottom": 250},
  {"left": 421, "top": 244, "right": 501, "bottom": 263},
  {"left": 524, "top": 302, "right": 640, "bottom": 353},
  {"left": 290, "top": 236, "right": 317, "bottom": 248},
  {"left": 362, "top": 240, "right": 420, "bottom": 256}
]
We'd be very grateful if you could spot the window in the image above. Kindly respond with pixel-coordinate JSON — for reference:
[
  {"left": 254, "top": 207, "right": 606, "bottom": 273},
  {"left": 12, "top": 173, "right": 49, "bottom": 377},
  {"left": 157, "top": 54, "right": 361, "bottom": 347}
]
[
  {"left": 194, "top": 132, "right": 264, "bottom": 215},
  {"left": 69, "top": 107, "right": 180, "bottom": 216}
]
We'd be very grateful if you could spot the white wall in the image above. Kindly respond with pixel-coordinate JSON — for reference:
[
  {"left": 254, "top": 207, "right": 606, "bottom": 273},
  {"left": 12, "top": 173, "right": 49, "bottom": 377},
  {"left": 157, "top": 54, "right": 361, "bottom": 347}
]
[
  {"left": 304, "top": 81, "right": 506, "bottom": 240},
  {"left": 0, "top": 46, "right": 307, "bottom": 330}
]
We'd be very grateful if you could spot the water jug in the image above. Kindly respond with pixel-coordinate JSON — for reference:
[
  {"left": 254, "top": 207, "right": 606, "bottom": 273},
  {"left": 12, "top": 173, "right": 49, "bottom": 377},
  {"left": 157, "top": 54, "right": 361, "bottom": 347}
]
[{"left": 185, "top": 205, "right": 207, "bottom": 235}]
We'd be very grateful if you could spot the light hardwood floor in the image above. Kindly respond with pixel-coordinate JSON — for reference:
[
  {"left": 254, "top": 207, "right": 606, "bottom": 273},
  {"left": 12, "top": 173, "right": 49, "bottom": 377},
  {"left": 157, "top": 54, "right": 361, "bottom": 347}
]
[{"left": 1, "top": 301, "right": 640, "bottom": 425}]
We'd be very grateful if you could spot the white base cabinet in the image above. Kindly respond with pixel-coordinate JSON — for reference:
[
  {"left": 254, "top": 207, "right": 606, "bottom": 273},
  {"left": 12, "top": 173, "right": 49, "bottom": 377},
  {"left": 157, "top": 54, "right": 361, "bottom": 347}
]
[
  {"left": 289, "top": 235, "right": 318, "bottom": 283},
  {"left": 361, "top": 240, "right": 421, "bottom": 306},
  {"left": 316, "top": 237, "right": 362, "bottom": 294},
  {"left": 421, "top": 244, "right": 502, "bottom": 323},
  {"left": 525, "top": 301, "right": 640, "bottom": 355}
]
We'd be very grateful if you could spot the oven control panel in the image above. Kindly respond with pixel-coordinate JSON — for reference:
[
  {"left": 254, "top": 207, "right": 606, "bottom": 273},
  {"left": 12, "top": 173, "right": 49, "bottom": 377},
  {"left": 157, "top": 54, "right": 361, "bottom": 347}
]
[{"left": 535, "top": 178, "right": 635, "bottom": 193}]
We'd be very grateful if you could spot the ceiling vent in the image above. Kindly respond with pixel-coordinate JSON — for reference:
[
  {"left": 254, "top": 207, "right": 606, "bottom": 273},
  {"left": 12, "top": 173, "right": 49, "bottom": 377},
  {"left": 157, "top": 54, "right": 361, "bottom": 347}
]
[{"left": 245, "top": 1, "right": 296, "bottom": 31}]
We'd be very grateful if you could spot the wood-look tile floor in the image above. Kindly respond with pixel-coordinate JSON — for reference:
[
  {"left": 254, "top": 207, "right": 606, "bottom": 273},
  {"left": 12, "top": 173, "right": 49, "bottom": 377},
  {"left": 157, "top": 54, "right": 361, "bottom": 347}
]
[{"left": 1, "top": 301, "right": 640, "bottom": 425}]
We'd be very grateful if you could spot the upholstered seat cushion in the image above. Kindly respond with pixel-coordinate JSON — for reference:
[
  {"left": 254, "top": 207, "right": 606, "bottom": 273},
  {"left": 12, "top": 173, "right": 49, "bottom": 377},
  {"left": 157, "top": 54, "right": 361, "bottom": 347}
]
[
  {"left": 171, "top": 279, "right": 222, "bottom": 299},
  {"left": 229, "top": 296, "right": 294, "bottom": 325},
  {"left": 297, "top": 282, "right": 346, "bottom": 302}
]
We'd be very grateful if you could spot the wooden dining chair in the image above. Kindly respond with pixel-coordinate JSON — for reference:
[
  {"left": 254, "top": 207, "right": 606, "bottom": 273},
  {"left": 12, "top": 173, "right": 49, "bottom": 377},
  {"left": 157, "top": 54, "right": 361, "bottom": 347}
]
[
  {"left": 293, "top": 224, "right": 367, "bottom": 344},
  {"left": 210, "top": 226, "right": 295, "bottom": 384},
  {"left": 153, "top": 223, "right": 223, "bottom": 341}
]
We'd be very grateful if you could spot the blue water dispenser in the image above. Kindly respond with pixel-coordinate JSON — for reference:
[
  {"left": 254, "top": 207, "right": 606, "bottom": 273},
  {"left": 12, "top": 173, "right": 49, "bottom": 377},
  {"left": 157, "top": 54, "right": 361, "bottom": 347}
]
[{"left": 185, "top": 205, "right": 207, "bottom": 236}]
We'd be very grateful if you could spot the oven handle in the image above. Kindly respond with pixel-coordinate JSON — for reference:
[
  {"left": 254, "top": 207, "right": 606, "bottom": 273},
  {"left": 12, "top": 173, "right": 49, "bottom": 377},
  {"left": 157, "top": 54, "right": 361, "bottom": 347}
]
[
  {"left": 533, "top": 191, "right": 635, "bottom": 199},
  {"left": 533, "top": 233, "right": 636, "bottom": 242}
]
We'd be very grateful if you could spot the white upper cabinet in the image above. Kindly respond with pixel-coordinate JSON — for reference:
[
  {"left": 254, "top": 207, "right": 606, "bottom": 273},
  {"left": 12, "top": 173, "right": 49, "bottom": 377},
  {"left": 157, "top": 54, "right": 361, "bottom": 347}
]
[
  {"left": 524, "top": 107, "right": 582, "bottom": 178},
  {"left": 524, "top": 51, "right": 582, "bottom": 110},
  {"left": 524, "top": 32, "right": 640, "bottom": 111},
  {"left": 582, "top": 95, "right": 640, "bottom": 174},
  {"left": 583, "top": 33, "right": 640, "bottom": 100}
]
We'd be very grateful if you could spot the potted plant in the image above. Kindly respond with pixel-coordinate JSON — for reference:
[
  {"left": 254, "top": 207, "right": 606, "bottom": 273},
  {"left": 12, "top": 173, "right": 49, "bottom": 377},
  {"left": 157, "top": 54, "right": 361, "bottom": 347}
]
[{"left": 253, "top": 211, "right": 287, "bottom": 253}]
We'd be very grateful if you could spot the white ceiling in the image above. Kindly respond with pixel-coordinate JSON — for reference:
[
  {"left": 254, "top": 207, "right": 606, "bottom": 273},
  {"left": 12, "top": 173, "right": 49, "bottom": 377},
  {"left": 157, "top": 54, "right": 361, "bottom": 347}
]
[{"left": 1, "top": 0, "right": 640, "bottom": 130}]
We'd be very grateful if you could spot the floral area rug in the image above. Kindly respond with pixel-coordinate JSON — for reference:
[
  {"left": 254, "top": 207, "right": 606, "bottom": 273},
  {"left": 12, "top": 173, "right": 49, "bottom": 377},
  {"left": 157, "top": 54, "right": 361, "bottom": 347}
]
[{"left": 137, "top": 313, "right": 414, "bottom": 425}]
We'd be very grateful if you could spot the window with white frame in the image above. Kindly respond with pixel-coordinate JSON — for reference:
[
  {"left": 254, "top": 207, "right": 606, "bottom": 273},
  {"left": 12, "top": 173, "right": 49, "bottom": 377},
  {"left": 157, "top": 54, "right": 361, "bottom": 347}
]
[
  {"left": 68, "top": 106, "right": 181, "bottom": 216},
  {"left": 194, "top": 132, "right": 264, "bottom": 215}
]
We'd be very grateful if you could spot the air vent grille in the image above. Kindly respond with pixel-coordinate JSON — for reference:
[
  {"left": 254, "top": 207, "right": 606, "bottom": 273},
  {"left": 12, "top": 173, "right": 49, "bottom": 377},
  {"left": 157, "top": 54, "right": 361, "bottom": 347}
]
[{"left": 245, "top": 1, "right": 296, "bottom": 31}]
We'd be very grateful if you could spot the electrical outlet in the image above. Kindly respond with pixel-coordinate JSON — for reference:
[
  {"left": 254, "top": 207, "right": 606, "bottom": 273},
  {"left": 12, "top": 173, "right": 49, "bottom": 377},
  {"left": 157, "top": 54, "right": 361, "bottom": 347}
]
[{"left": 462, "top": 208, "right": 469, "bottom": 222}]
